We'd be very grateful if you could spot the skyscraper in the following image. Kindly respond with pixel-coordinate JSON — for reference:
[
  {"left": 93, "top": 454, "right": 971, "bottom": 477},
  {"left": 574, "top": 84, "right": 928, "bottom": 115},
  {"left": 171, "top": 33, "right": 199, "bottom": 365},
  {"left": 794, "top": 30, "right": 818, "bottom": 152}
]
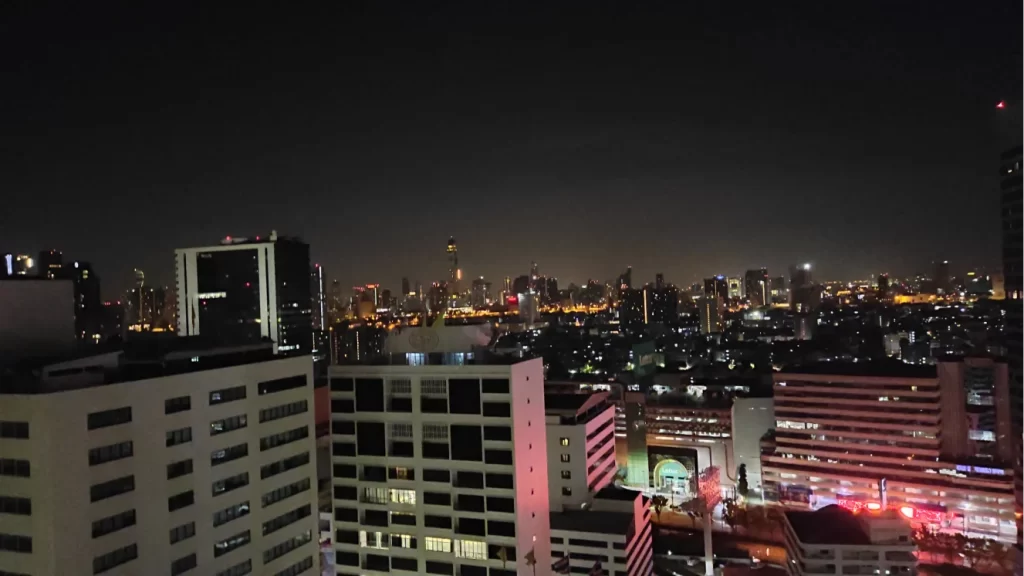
[
  {"left": 789, "top": 264, "right": 819, "bottom": 313},
  {"left": 934, "top": 260, "right": 952, "bottom": 295},
  {"left": 744, "top": 268, "right": 768, "bottom": 307},
  {"left": 1000, "top": 144, "right": 1022, "bottom": 549},
  {"left": 703, "top": 275, "right": 728, "bottom": 302},
  {"left": 655, "top": 273, "right": 665, "bottom": 290},
  {"left": 470, "top": 277, "right": 492, "bottom": 308},
  {"left": 447, "top": 236, "right": 459, "bottom": 290},
  {"left": 727, "top": 276, "right": 743, "bottom": 299},
  {"left": 64, "top": 260, "right": 102, "bottom": 342},
  {"left": 311, "top": 264, "right": 326, "bottom": 331},
  {"left": 37, "top": 249, "right": 62, "bottom": 278},
  {"left": 175, "top": 231, "right": 312, "bottom": 357}
]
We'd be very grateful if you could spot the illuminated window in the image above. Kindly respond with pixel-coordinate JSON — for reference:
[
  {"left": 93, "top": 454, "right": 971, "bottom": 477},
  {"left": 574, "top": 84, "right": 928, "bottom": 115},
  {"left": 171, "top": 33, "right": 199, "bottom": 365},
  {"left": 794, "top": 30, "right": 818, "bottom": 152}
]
[
  {"left": 393, "top": 534, "right": 412, "bottom": 548},
  {"left": 363, "top": 487, "right": 387, "bottom": 505},
  {"left": 454, "top": 539, "right": 487, "bottom": 560},
  {"left": 559, "top": 438, "right": 570, "bottom": 447},
  {"left": 389, "top": 489, "right": 416, "bottom": 505},
  {"left": 359, "top": 530, "right": 387, "bottom": 549},
  {"left": 425, "top": 537, "right": 451, "bottom": 553},
  {"left": 560, "top": 454, "right": 570, "bottom": 463}
]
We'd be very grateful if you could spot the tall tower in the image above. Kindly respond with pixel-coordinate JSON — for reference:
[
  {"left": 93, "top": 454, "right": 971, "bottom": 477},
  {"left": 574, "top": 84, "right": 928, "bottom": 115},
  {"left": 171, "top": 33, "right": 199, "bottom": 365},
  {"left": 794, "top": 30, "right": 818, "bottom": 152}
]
[{"left": 446, "top": 236, "right": 459, "bottom": 285}]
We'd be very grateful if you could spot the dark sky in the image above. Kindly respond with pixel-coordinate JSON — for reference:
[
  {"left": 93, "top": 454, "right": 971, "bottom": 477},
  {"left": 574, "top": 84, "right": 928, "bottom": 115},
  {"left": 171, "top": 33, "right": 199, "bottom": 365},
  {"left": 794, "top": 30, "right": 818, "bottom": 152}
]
[{"left": 1, "top": 2, "right": 1020, "bottom": 297}]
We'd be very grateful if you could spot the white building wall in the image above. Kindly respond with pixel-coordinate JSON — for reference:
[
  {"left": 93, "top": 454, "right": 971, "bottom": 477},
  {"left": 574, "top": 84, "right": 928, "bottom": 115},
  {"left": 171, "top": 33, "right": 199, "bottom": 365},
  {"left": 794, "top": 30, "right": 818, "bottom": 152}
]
[
  {"left": 0, "top": 355, "right": 318, "bottom": 576},
  {"left": 731, "top": 396, "right": 774, "bottom": 495}
]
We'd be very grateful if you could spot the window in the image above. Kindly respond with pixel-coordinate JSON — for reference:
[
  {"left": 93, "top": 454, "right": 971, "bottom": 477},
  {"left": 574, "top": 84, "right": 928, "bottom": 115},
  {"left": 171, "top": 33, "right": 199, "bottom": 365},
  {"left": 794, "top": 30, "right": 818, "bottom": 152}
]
[
  {"left": 424, "top": 492, "right": 451, "bottom": 506},
  {"left": 423, "top": 469, "right": 451, "bottom": 483},
  {"left": 363, "top": 486, "right": 387, "bottom": 504},
  {"left": 392, "top": 557, "right": 418, "bottom": 572},
  {"left": 422, "top": 379, "right": 446, "bottom": 394},
  {"left": 260, "top": 400, "right": 308, "bottom": 423},
  {"left": 89, "top": 441, "right": 133, "bottom": 466},
  {"left": 260, "top": 425, "right": 309, "bottom": 451},
  {"left": 560, "top": 454, "right": 571, "bottom": 463},
  {"left": 390, "top": 511, "right": 416, "bottom": 526},
  {"left": 562, "top": 487, "right": 572, "bottom": 496},
  {"left": 93, "top": 543, "right": 137, "bottom": 574},
  {"left": 359, "top": 530, "right": 388, "bottom": 549},
  {"left": 165, "top": 396, "right": 191, "bottom": 414},
  {"left": 0, "top": 421, "right": 29, "bottom": 439},
  {"left": 485, "top": 449, "right": 513, "bottom": 465},
  {"left": 482, "top": 402, "right": 511, "bottom": 417},
  {"left": 426, "top": 536, "right": 452, "bottom": 553},
  {"left": 390, "top": 489, "right": 416, "bottom": 505},
  {"left": 0, "top": 533, "right": 31, "bottom": 553},
  {"left": 167, "top": 458, "right": 193, "bottom": 479},
  {"left": 168, "top": 490, "right": 195, "bottom": 512},
  {"left": 389, "top": 378, "right": 412, "bottom": 394},
  {"left": 332, "top": 398, "right": 354, "bottom": 413},
  {"left": 356, "top": 378, "right": 385, "bottom": 412},
  {"left": 210, "top": 385, "right": 246, "bottom": 406},
  {"left": 487, "top": 520, "right": 515, "bottom": 537},
  {"left": 264, "top": 530, "right": 312, "bottom": 564},
  {"left": 455, "top": 539, "right": 488, "bottom": 560},
  {"left": 331, "top": 377, "right": 354, "bottom": 392},
  {"left": 389, "top": 467, "right": 414, "bottom": 480},
  {"left": 481, "top": 378, "right": 510, "bottom": 393},
  {"left": 334, "top": 463, "right": 357, "bottom": 478},
  {"left": 87, "top": 407, "right": 132, "bottom": 430},
  {"left": 212, "top": 443, "right": 248, "bottom": 466},
  {"left": 214, "top": 501, "right": 250, "bottom": 527},
  {"left": 0, "top": 496, "right": 31, "bottom": 516},
  {"left": 561, "top": 470, "right": 571, "bottom": 479},
  {"left": 423, "top": 423, "right": 449, "bottom": 440},
  {"left": 262, "top": 478, "right": 311, "bottom": 508},
  {"left": 483, "top": 425, "right": 512, "bottom": 441},
  {"left": 215, "top": 559, "right": 252, "bottom": 576},
  {"left": 390, "top": 422, "right": 413, "bottom": 438},
  {"left": 166, "top": 426, "right": 193, "bottom": 447},
  {"left": 213, "top": 472, "right": 249, "bottom": 496},
  {"left": 262, "top": 504, "right": 311, "bottom": 536},
  {"left": 455, "top": 471, "right": 484, "bottom": 489},
  {"left": 92, "top": 509, "right": 136, "bottom": 538},
  {"left": 171, "top": 553, "right": 197, "bottom": 575},
  {"left": 486, "top": 496, "right": 515, "bottom": 513},
  {"left": 335, "top": 506, "right": 359, "bottom": 522},
  {"left": 274, "top": 556, "right": 314, "bottom": 576},
  {"left": 258, "top": 375, "right": 306, "bottom": 395},
  {"left": 560, "top": 437, "right": 570, "bottom": 446},
  {"left": 170, "top": 521, "right": 196, "bottom": 544},
  {"left": 211, "top": 415, "right": 247, "bottom": 435},
  {"left": 425, "top": 515, "right": 452, "bottom": 529},
  {"left": 334, "top": 485, "right": 357, "bottom": 501},
  {"left": 0, "top": 457, "right": 28, "bottom": 475},
  {"left": 90, "top": 475, "right": 135, "bottom": 502},
  {"left": 391, "top": 533, "right": 414, "bottom": 548},
  {"left": 214, "top": 530, "right": 251, "bottom": 557}
]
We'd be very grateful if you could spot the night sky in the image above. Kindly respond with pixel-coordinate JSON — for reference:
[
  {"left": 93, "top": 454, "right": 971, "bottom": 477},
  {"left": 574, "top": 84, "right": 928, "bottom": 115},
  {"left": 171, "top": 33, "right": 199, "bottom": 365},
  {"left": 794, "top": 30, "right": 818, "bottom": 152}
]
[{"left": 2, "top": 2, "right": 1020, "bottom": 296}]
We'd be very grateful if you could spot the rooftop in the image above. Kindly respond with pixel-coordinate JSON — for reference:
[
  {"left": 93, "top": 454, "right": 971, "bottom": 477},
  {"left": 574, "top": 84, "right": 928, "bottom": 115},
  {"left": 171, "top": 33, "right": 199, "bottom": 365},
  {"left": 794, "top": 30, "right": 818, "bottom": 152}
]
[
  {"left": 778, "top": 360, "right": 937, "bottom": 379},
  {"left": 784, "top": 505, "right": 870, "bottom": 545},
  {"left": 337, "top": 352, "right": 529, "bottom": 367},
  {"left": 595, "top": 485, "right": 645, "bottom": 502}
]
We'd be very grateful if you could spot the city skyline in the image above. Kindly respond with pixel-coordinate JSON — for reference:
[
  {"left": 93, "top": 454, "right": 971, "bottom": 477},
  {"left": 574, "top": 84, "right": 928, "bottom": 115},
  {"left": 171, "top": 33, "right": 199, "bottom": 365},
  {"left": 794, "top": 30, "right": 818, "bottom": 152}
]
[{"left": 1, "top": 3, "right": 1021, "bottom": 292}]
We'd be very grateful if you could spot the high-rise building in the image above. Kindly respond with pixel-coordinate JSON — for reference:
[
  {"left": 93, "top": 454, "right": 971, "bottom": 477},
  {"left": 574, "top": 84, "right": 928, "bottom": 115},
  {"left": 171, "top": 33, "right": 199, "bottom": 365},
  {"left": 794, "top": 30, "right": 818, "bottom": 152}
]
[
  {"left": 511, "top": 275, "right": 530, "bottom": 297},
  {"left": 0, "top": 340, "right": 318, "bottom": 576},
  {"left": 697, "top": 296, "right": 722, "bottom": 334},
  {"left": 647, "top": 284, "right": 679, "bottom": 324},
  {"left": 447, "top": 237, "right": 460, "bottom": 293},
  {"left": 763, "top": 362, "right": 1017, "bottom": 541},
  {"left": 619, "top": 288, "right": 646, "bottom": 326},
  {"left": 789, "top": 264, "right": 819, "bottom": 313},
  {"left": 37, "top": 249, "right": 62, "bottom": 278},
  {"left": 63, "top": 260, "right": 102, "bottom": 342},
  {"left": 544, "top": 277, "right": 558, "bottom": 305},
  {"left": 934, "top": 260, "right": 952, "bottom": 295},
  {"left": 175, "top": 231, "right": 312, "bottom": 357},
  {"left": 401, "top": 277, "right": 411, "bottom": 297},
  {"left": 703, "top": 276, "right": 728, "bottom": 302},
  {"left": 999, "top": 144, "right": 1022, "bottom": 550},
  {"left": 311, "top": 264, "right": 326, "bottom": 331},
  {"left": 617, "top": 267, "right": 633, "bottom": 295},
  {"left": 327, "top": 356, "right": 552, "bottom": 576},
  {"left": 544, "top": 393, "right": 617, "bottom": 508},
  {"left": 744, "top": 268, "right": 768, "bottom": 307},
  {"left": 727, "top": 277, "right": 743, "bottom": 300},
  {"left": 877, "top": 273, "right": 890, "bottom": 301},
  {"left": 655, "top": 273, "right": 665, "bottom": 290},
  {"left": 328, "top": 280, "right": 345, "bottom": 324},
  {"left": 769, "top": 276, "right": 788, "bottom": 304},
  {"left": 470, "top": 277, "right": 492, "bottom": 308}
]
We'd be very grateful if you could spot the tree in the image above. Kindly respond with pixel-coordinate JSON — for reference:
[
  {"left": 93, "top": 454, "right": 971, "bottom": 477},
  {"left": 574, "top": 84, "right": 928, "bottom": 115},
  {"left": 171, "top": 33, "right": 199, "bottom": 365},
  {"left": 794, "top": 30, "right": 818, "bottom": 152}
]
[
  {"left": 651, "top": 495, "right": 668, "bottom": 522},
  {"left": 736, "top": 464, "right": 749, "bottom": 499}
]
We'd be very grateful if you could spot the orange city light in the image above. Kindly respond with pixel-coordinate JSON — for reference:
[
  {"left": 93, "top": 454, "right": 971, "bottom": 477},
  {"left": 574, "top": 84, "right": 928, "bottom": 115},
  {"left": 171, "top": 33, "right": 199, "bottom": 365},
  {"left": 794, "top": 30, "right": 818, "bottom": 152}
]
[
  {"left": 865, "top": 502, "right": 882, "bottom": 511},
  {"left": 899, "top": 506, "right": 915, "bottom": 519}
]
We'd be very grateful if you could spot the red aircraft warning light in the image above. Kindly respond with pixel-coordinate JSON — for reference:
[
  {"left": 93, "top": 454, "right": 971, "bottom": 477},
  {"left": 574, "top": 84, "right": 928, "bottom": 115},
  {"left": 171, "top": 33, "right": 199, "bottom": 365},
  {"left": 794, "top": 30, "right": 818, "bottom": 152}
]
[{"left": 996, "top": 101, "right": 1006, "bottom": 109}]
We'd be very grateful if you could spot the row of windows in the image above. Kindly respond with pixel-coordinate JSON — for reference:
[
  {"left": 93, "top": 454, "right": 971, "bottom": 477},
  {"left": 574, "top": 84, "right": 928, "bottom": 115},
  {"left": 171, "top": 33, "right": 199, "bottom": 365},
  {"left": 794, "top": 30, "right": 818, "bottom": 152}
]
[
  {"left": 168, "top": 490, "right": 195, "bottom": 512},
  {"left": 263, "top": 504, "right": 311, "bottom": 536},
  {"left": 0, "top": 533, "right": 31, "bottom": 553},
  {"left": 165, "top": 396, "right": 191, "bottom": 414},
  {"left": 260, "top": 400, "right": 308, "bottom": 423},
  {"left": 214, "top": 472, "right": 250, "bottom": 496},
  {"left": 210, "top": 385, "right": 247, "bottom": 406},
  {"left": 274, "top": 556, "right": 313, "bottom": 576},
  {"left": 167, "top": 426, "right": 193, "bottom": 447},
  {"left": 170, "top": 521, "right": 195, "bottom": 544},
  {"left": 263, "top": 529, "right": 312, "bottom": 564},
  {"left": 259, "top": 375, "right": 306, "bottom": 396},
  {"left": 0, "top": 421, "right": 29, "bottom": 439},
  {"left": 214, "top": 530, "right": 251, "bottom": 558},
  {"left": 216, "top": 559, "right": 252, "bottom": 576},
  {"left": 92, "top": 509, "right": 136, "bottom": 538},
  {"left": 261, "top": 451, "right": 310, "bottom": 480},
  {"left": 88, "top": 407, "right": 132, "bottom": 430},
  {"left": 260, "top": 425, "right": 309, "bottom": 452},
  {"left": 0, "top": 459, "right": 29, "bottom": 478},
  {"left": 0, "top": 496, "right": 31, "bottom": 516},
  {"left": 168, "top": 458, "right": 193, "bottom": 479},
  {"left": 262, "top": 478, "right": 311, "bottom": 508},
  {"left": 213, "top": 500, "right": 250, "bottom": 527},
  {"left": 171, "top": 552, "right": 197, "bottom": 575},
  {"left": 93, "top": 543, "right": 137, "bottom": 574},
  {"left": 89, "top": 440, "right": 133, "bottom": 466},
  {"left": 212, "top": 443, "right": 248, "bottom": 466},
  {"left": 339, "top": 468, "right": 513, "bottom": 490},
  {"left": 91, "top": 475, "right": 134, "bottom": 502},
  {"left": 211, "top": 414, "right": 247, "bottom": 436}
]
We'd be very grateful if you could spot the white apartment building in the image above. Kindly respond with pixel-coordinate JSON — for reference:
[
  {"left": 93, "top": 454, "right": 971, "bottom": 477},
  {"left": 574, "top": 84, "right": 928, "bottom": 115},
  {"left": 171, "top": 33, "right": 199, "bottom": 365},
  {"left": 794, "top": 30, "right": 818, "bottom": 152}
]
[
  {"left": 549, "top": 487, "right": 653, "bottom": 576},
  {"left": 0, "top": 342, "right": 318, "bottom": 576},
  {"left": 545, "top": 393, "right": 617, "bottom": 508},
  {"left": 781, "top": 505, "right": 917, "bottom": 576},
  {"left": 763, "top": 362, "right": 1017, "bottom": 541},
  {"left": 328, "top": 356, "right": 552, "bottom": 576}
]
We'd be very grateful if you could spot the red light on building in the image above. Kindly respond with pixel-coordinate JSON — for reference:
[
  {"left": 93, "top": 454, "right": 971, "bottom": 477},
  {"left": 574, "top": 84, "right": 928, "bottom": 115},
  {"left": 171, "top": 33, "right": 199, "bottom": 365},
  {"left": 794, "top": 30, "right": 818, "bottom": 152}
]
[
  {"left": 506, "top": 296, "right": 518, "bottom": 305},
  {"left": 996, "top": 101, "right": 1006, "bottom": 109}
]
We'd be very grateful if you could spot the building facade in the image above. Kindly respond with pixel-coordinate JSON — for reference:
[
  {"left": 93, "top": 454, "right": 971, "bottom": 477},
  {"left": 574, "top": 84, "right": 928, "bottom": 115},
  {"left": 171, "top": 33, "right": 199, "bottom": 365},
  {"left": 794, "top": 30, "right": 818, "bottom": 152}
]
[
  {"left": 327, "top": 357, "right": 552, "bottom": 576},
  {"left": 544, "top": 393, "right": 617, "bottom": 509},
  {"left": 0, "top": 344, "right": 318, "bottom": 576},
  {"left": 549, "top": 487, "right": 653, "bottom": 576},
  {"left": 781, "top": 506, "right": 917, "bottom": 576}
]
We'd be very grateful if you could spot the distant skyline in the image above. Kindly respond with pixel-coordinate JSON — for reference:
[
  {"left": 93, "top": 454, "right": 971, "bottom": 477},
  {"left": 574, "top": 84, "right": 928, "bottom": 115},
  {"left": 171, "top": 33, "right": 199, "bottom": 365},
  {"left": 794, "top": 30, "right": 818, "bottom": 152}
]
[{"left": 1, "top": 3, "right": 1020, "bottom": 296}]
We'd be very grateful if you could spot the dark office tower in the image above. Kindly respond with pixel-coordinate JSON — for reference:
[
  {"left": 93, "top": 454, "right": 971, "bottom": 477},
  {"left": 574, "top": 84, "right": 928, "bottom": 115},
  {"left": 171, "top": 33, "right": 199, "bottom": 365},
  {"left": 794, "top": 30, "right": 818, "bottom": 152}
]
[
  {"left": 1000, "top": 145, "right": 1023, "bottom": 549},
  {"left": 175, "top": 231, "right": 312, "bottom": 357},
  {"left": 447, "top": 236, "right": 459, "bottom": 287},
  {"left": 934, "top": 260, "right": 952, "bottom": 295},
  {"left": 470, "top": 277, "right": 492, "bottom": 308},
  {"left": 310, "top": 263, "right": 326, "bottom": 331},
  {"left": 617, "top": 266, "right": 633, "bottom": 291},
  {"left": 703, "top": 275, "right": 728, "bottom": 301},
  {"left": 37, "top": 249, "right": 62, "bottom": 278},
  {"left": 877, "top": 274, "right": 891, "bottom": 300},
  {"left": 655, "top": 273, "right": 665, "bottom": 290},
  {"left": 648, "top": 284, "right": 679, "bottom": 324},
  {"left": 99, "top": 300, "right": 124, "bottom": 342},
  {"left": 512, "top": 274, "right": 530, "bottom": 296},
  {"left": 744, "top": 268, "right": 769, "bottom": 307},
  {"left": 401, "top": 276, "right": 411, "bottom": 296},
  {"left": 531, "top": 260, "right": 539, "bottom": 278},
  {"left": 65, "top": 261, "right": 102, "bottom": 341},
  {"left": 328, "top": 279, "right": 344, "bottom": 324},
  {"left": 619, "top": 288, "right": 646, "bottom": 326},
  {"left": 153, "top": 286, "right": 175, "bottom": 330},
  {"left": 789, "top": 264, "right": 820, "bottom": 313},
  {"left": 545, "top": 277, "right": 558, "bottom": 303}
]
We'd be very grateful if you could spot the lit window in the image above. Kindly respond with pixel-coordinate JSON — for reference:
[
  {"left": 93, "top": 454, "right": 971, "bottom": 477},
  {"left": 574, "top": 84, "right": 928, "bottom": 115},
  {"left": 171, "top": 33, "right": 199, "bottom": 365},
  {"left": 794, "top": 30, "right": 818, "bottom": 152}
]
[
  {"left": 560, "top": 454, "right": 570, "bottom": 463},
  {"left": 425, "top": 537, "right": 451, "bottom": 553},
  {"left": 389, "top": 489, "right": 416, "bottom": 505},
  {"left": 363, "top": 487, "right": 387, "bottom": 504},
  {"left": 359, "top": 530, "right": 387, "bottom": 549},
  {"left": 393, "top": 534, "right": 412, "bottom": 548},
  {"left": 559, "top": 438, "right": 570, "bottom": 447},
  {"left": 454, "top": 539, "right": 488, "bottom": 560}
]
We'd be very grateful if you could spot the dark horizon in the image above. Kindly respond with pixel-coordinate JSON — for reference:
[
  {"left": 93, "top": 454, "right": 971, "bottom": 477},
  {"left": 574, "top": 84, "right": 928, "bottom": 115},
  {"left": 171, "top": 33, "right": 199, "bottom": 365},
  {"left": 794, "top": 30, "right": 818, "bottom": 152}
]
[{"left": 1, "top": 3, "right": 1021, "bottom": 297}]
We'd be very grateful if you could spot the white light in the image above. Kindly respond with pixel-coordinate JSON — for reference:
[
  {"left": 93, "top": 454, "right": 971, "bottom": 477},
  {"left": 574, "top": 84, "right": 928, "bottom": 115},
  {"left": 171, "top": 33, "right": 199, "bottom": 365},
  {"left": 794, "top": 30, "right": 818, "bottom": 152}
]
[{"left": 803, "top": 263, "right": 811, "bottom": 270}]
